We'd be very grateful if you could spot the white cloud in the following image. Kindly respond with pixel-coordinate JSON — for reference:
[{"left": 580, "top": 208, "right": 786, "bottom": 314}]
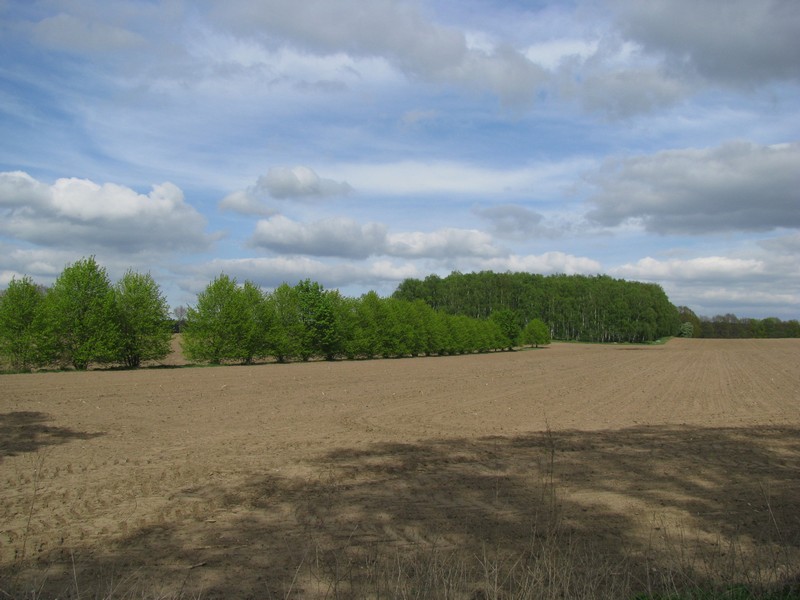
[
  {"left": 249, "top": 215, "right": 387, "bottom": 258},
  {"left": 524, "top": 38, "right": 599, "bottom": 70},
  {"left": 331, "top": 158, "right": 589, "bottom": 197},
  {"left": 473, "top": 204, "right": 560, "bottom": 239},
  {"left": 386, "top": 228, "right": 501, "bottom": 259},
  {"left": 259, "top": 166, "right": 352, "bottom": 199},
  {"left": 248, "top": 215, "right": 503, "bottom": 260},
  {"left": 609, "top": 250, "right": 800, "bottom": 319},
  {"left": 610, "top": 0, "right": 800, "bottom": 86},
  {"left": 220, "top": 167, "right": 353, "bottom": 213},
  {"left": 208, "top": 0, "right": 548, "bottom": 105},
  {"left": 575, "top": 67, "right": 689, "bottom": 118},
  {"left": 475, "top": 252, "right": 602, "bottom": 275},
  {"left": 0, "top": 244, "right": 70, "bottom": 288},
  {"left": 0, "top": 171, "right": 213, "bottom": 253},
  {"left": 218, "top": 190, "right": 277, "bottom": 216},
  {"left": 611, "top": 256, "right": 766, "bottom": 282},
  {"left": 586, "top": 141, "right": 800, "bottom": 234}
]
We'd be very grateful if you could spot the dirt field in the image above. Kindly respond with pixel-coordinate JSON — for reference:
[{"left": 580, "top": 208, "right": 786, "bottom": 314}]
[{"left": 2, "top": 338, "right": 799, "bottom": 598}]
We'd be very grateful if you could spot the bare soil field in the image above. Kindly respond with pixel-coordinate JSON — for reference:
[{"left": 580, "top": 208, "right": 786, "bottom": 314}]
[{"left": 1, "top": 338, "right": 799, "bottom": 598}]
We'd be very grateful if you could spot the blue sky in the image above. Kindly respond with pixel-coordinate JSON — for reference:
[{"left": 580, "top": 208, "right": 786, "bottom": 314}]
[{"left": 1, "top": 0, "right": 798, "bottom": 319}]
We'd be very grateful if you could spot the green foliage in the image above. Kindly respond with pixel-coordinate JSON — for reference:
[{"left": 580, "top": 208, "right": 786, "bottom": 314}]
[
  {"left": 520, "top": 318, "right": 551, "bottom": 348},
  {"left": 698, "top": 314, "right": 800, "bottom": 339},
  {"left": 395, "top": 271, "right": 681, "bottom": 344},
  {"left": 678, "top": 321, "right": 694, "bottom": 338},
  {"left": 114, "top": 270, "right": 172, "bottom": 367},
  {"left": 182, "top": 274, "right": 251, "bottom": 364},
  {"left": 237, "top": 280, "right": 272, "bottom": 364},
  {"left": 39, "top": 257, "right": 121, "bottom": 370},
  {"left": 2, "top": 262, "right": 569, "bottom": 372},
  {"left": 678, "top": 306, "right": 702, "bottom": 338},
  {"left": 266, "top": 283, "right": 304, "bottom": 362},
  {"left": 490, "top": 308, "right": 521, "bottom": 349},
  {"left": 0, "top": 276, "right": 44, "bottom": 371},
  {"left": 295, "top": 279, "right": 341, "bottom": 360}
]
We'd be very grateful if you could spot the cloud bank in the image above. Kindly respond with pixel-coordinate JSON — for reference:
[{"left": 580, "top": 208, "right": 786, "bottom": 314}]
[{"left": 587, "top": 142, "right": 800, "bottom": 234}]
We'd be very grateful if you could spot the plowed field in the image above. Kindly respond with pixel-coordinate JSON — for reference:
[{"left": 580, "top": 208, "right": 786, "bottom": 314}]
[{"left": 2, "top": 338, "right": 799, "bottom": 597}]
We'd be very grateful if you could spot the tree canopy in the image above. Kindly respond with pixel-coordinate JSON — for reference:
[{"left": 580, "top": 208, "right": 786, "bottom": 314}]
[
  {"left": 0, "top": 276, "right": 44, "bottom": 371},
  {"left": 115, "top": 270, "right": 173, "bottom": 368},
  {"left": 0, "top": 258, "right": 172, "bottom": 371},
  {"left": 39, "top": 257, "right": 121, "bottom": 370},
  {"left": 394, "top": 271, "right": 680, "bottom": 343},
  {"left": 4, "top": 260, "right": 796, "bottom": 372}
]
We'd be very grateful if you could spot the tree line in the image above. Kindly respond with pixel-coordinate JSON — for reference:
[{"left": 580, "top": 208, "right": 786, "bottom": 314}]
[
  {"left": 393, "top": 271, "right": 680, "bottom": 343},
  {"left": 677, "top": 306, "right": 800, "bottom": 339},
  {"left": 8, "top": 259, "right": 795, "bottom": 372},
  {"left": 180, "top": 275, "right": 549, "bottom": 365},
  {"left": 0, "top": 257, "right": 173, "bottom": 371},
  {"left": 0, "top": 258, "right": 550, "bottom": 371}
]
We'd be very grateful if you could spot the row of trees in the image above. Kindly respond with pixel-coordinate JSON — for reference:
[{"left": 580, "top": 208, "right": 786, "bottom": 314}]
[
  {"left": 677, "top": 307, "right": 800, "bottom": 339},
  {"left": 0, "top": 258, "right": 552, "bottom": 371},
  {"left": 393, "top": 271, "right": 680, "bottom": 343},
  {"left": 181, "top": 275, "right": 550, "bottom": 364},
  {"left": 0, "top": 257, "right": 172, "bottom": 371}
]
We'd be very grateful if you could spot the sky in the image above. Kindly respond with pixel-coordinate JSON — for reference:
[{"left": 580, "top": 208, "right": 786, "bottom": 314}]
[{"left": 1, "top": 0, "right": 799, "bottom": 320}]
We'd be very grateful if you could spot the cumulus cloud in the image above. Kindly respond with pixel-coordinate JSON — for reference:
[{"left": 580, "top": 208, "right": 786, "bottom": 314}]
[
  {"left": 0, "top": 244, "right": 70, "bottom": 288},
  {"left": 575, "top": 67, "right": 689, "bottom": 118},
  {"left": 610, "top": 252, "right": 800, "bottom": 319},
  {"left": 386, "top": 229, "right": 501, "bottom": 259},
  {"left": 611, "top": 256, "right": 766, "bottom": 282},
  {"left": 207, "top": 0, "right": 548, "bottom": 105},
  {"left": 218, "top": 190, "right": 277, "bottom": 216},
  {"left": 610, "top": 0, "right": 800, "bottom": 86},
  {"left": 473, "top": 204, "right": 556, "bottom": 239},
  {"left": 220, "top": 166, "right": 352, "bottom": 214},
  {"left": 475, "top": 252, "right": 602, "bottom": 275},
  {"left": 0, "top": 171, "right": 213, "bottom": 253},
  {"left": 332, "top": 159, "right": 588, "bottom": 198},
  {"left": 586, "top": 141, "right": 800, "bottom": 234},
  {"left": 249, "top": 215, "right": 387, "bottom": 258},
  {"left": 247, "top": 215, "right": 503, "bottom": 260},
  {"left": 259, "top": 166, "right": 352, "bottom": 199}
]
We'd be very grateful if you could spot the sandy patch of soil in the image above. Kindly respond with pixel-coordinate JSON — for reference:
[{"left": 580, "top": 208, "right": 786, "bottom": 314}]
[{"left": 2, "top": 339, "right": 799, "bottom": 597}]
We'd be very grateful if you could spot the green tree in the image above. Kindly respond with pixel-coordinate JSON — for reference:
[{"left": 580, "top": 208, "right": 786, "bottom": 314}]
[
  {"left": 237, "top": 281, "right": 272, "bottom": 364},
  {"left": 394, "top": 270, "right": 680, "bottom": 344},
  {"left": 39, "top": 257, "right": 121, "bottom": 370},
  {"left": 182, "top": 274, "right": 248, "bottom": 364},
  {"left": 267, "top": 283, "right": 303, "bottom": 362},
  {"left": 114, "top": 270, "right": 172, "bottom": 368},
  {"left": 520, "top": 318, "right": 551, "bottom": 348},
  {"left": 490, "top": 309, "right": 521, "bottom": 350},
  {"left": 0, "top": 276, "right": 45, "bottom": 371},
  {"left": 295, "top": 279, "right": 341, "bottom": 360},
  {"left": 677, "top": 306, "right": 703, "bottom": 338}
]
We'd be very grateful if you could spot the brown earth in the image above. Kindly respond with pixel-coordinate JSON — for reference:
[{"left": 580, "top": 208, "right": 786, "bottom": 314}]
[{"left": 1, "top": 338, "right": 799, "bottom": 597}]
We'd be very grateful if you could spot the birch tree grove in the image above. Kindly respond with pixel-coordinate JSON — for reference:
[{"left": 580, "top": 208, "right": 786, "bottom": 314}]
[{"left": 394, "top": 271, "right": 681, "bottom": 343}]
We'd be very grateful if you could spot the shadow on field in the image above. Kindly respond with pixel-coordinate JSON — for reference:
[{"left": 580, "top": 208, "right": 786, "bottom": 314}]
[
  {"left": 0, "top": 411, "right": 104, "bottom": 460},
  {"left": 4, "top": 425, "right": 800, "bottom": 598}
]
